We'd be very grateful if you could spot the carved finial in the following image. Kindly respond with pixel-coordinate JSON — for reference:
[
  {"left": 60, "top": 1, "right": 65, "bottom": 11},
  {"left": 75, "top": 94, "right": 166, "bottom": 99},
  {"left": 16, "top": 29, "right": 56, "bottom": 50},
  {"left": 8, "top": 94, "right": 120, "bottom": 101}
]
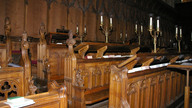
[
  {"left": 74, "top": 69, "right": 84, "bottom": 87},
  {"left": 29, "top": 77, "right": 37, "bottom": 95},
  {"left": 40, "top": 23, "right": 46, "bottom": 37},
  {"left": 4, "top": 17, "right": 11, "bottom": 36},
  {"left": 22, "top": 31, "right": 29, "bottom": 49},
  {"left": 22, "top": 31, "right": 28, "bottom": 41},
  {"left": 66, "top": 31, "right": 76, "bottom": 46}
]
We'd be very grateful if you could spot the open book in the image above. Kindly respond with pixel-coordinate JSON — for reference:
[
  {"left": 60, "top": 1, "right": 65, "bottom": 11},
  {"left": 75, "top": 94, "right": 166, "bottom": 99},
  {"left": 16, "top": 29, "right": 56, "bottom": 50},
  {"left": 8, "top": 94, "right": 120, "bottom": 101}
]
[{"left": 5, "top": 96, "right": 35, "bottom": 108}]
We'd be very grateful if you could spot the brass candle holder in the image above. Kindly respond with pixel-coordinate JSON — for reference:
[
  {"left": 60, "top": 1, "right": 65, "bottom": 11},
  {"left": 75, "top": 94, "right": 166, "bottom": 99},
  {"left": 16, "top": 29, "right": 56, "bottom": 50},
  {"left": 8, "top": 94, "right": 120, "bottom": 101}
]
[
  {"left": 149, "top": 29, "right": 160, "bottom": 53},
  {"left": 135, "top": 22, "right": 143, "bottom": 45},
  {"left": 148, "top": 15, "right": 160, "bottom": 53},
  {"left": 99, "top": 14, "right": 113, "bottom": 43},
  {"left": 99, "top": 24, "right": 113, "bottom": 43},
  {"left": 119, "top": 32, "right": 124, "bottom": 44},
  {"left": 175, "top": 25, "right": 182, "bottom": 53},
  {"left": 76, "top": 25, "right": 87, "bottom": 43}
]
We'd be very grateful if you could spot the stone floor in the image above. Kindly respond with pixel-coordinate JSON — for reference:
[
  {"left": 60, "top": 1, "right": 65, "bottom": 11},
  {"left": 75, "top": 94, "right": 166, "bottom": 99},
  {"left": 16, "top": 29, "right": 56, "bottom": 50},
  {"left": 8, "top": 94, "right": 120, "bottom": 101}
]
[
  {"left": 86, "top": 99, "right": 108, "bottom": 108},
  {"left": 177, "top": 95, "right": 192, "bottom": 108}
]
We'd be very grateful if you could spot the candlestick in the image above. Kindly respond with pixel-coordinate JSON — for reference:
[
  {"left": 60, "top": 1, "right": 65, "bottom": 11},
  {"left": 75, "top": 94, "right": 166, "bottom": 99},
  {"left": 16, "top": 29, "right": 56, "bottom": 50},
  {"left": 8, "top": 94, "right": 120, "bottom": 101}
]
[
  {"left": 84, "top": 25, "right": 87, "bottom": 33},
  {"left": 175, "top": 25, "right": 178, "bottom": 38},
  {"left": 175, "top": 25, "right": 182, "bottom": 53},
  {"left": 149, "top": 16, "right": 153, "bottom": 31},
  {"left": 157, "top": 17, "right": 160, "bottom": 32},
  {"left": 135, "top": 23, "right": 138, "bottom": 33},
  {"left": 76, "top": 24, "right": 79, "bottom": 34},
  {"left": 76, "top": 24, "right": 87, "bottom": 43},
  {"left": 135, "top": 22, "right": 143, "bottom": 45},
  {"left": 100, "top": 15, "right": 103, "bottom": 26},
  {"left": 148, "top": 15, "right": 161, "bottom": 53},
  {"left": 141, "top": 25, "right": 143, "bottom": 33},
  {"left": 110, "top": 17, "right": 112, "bottom": 27},
  {"left": 99, "top": 14, "right": 113, "bottom": 43},
  {"left": 180, "top": 27, "right": 182, "bottom": 37},
  {"left": 120, "top": 32, "right": 123, "bottom": 39}
]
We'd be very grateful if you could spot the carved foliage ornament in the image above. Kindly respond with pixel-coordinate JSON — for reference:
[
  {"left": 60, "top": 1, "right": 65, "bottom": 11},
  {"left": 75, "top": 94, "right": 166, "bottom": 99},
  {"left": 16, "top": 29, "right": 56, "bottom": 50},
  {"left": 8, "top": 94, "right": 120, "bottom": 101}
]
[
  {"left": 127, "top": 83, "right": 137, "bottom": 95},
  {"left": 66, "top": 31, "right": 76, "bottom": 46},
  {"left": 39, "top": 23, "right": 46, "bottom": 37},
  {"left": 74, "top": 69, "right": 84, "bottom": 87},
  {"left": 4, "top": 17, "right": 11, "bottom": 36}
]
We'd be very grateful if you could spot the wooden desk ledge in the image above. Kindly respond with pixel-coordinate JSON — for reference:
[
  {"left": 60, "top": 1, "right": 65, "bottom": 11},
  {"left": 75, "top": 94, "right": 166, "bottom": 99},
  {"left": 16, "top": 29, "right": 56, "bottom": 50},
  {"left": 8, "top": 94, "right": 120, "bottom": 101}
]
[{"left": 84, "top": 86, "right": 109, "bottom": 105}]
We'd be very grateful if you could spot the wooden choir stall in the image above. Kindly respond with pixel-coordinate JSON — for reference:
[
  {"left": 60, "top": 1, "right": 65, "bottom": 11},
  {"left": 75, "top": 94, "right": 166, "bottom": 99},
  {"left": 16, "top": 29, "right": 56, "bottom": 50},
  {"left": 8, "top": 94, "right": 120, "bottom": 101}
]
[
  {"left": 0, "top": 31, "right": 37, "bottom": 100},
  {"left": 0, "top": 21, "right": 68, "bottom": 108},
  {"left": 109, "top": 53, "right": 191, "bottom": 108},
  {"left": 37, "top": 30, "right": 144, "bottom": 107},
  {"left": 36, "top": 30, "right": 192, "bottom": 108}
]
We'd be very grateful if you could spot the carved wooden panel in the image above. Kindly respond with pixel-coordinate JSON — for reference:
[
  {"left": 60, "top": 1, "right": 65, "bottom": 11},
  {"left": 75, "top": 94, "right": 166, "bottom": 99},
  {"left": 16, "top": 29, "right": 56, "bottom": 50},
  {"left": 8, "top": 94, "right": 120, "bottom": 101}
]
[
  {"left": 0, "top": 45, "right": 7, "bottom": 67},
  {"left": 46, "top": 46, "right": 68, "bottom": 81},
  {"left": 109, "top": 66, "right": 185, "bottom": 108},
  {"left": 0, "top": 67, "right": 24, "bottom": 100},
  {"left": 0, "top": 81, "right": 67, "bottom": 108},
  {"left": 76, "top": 60, "right": 121, "bottom": 90}
]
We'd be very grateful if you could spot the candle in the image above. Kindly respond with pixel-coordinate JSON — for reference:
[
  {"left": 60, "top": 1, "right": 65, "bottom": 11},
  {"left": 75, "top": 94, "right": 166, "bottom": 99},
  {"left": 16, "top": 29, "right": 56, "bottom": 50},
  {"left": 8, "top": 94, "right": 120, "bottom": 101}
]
[
  {"left": 180, "top": 28, "right": 182, "bottom": 37},
  {"left": 175, "top": 26, "right": 178, "bottom": 39},
  {"left": 135, "top": 23, "right": 137, "bottom": 33},
  {"left": 110, "top": 17, "right": 112, "bottom": 27},
  {"left": 125, "top": 33, "right": 127, "bottom": 38},
  {"left": 141, "top": 25, "right": 143, "bottom": 33},
  {"left": 84, "top": 25, "right": 87, "bottom": 33},
  {"left": 157, "top": 19, "right": 160, "bottom": 32},
  {"left": 175, "top": 26, "right": 178, "bottom": 35},
  {"left": 120, "top": 32, "right": 122, "bottom": 38},
  {"left": 101, "top": 15, "right": 103, "bottom": 26},
  {"left": 76, "top": 25, "right": 79, "bottom": 33},
  {"left": 150, "top": 16, "right": 153, "bottom": 30}
]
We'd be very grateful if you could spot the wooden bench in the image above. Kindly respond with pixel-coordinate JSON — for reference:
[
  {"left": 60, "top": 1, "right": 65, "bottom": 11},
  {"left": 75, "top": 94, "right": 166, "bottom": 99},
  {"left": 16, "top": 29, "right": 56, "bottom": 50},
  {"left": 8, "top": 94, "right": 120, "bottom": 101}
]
[
  {"left": 0, "top": 81, "right": 67, "bottom": 108},
  {"left": 43, "top": 32, "right": 188, "bottom": 108},
  {"left": 109, "top": 54, "right": 188, "bottom": 108}
]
